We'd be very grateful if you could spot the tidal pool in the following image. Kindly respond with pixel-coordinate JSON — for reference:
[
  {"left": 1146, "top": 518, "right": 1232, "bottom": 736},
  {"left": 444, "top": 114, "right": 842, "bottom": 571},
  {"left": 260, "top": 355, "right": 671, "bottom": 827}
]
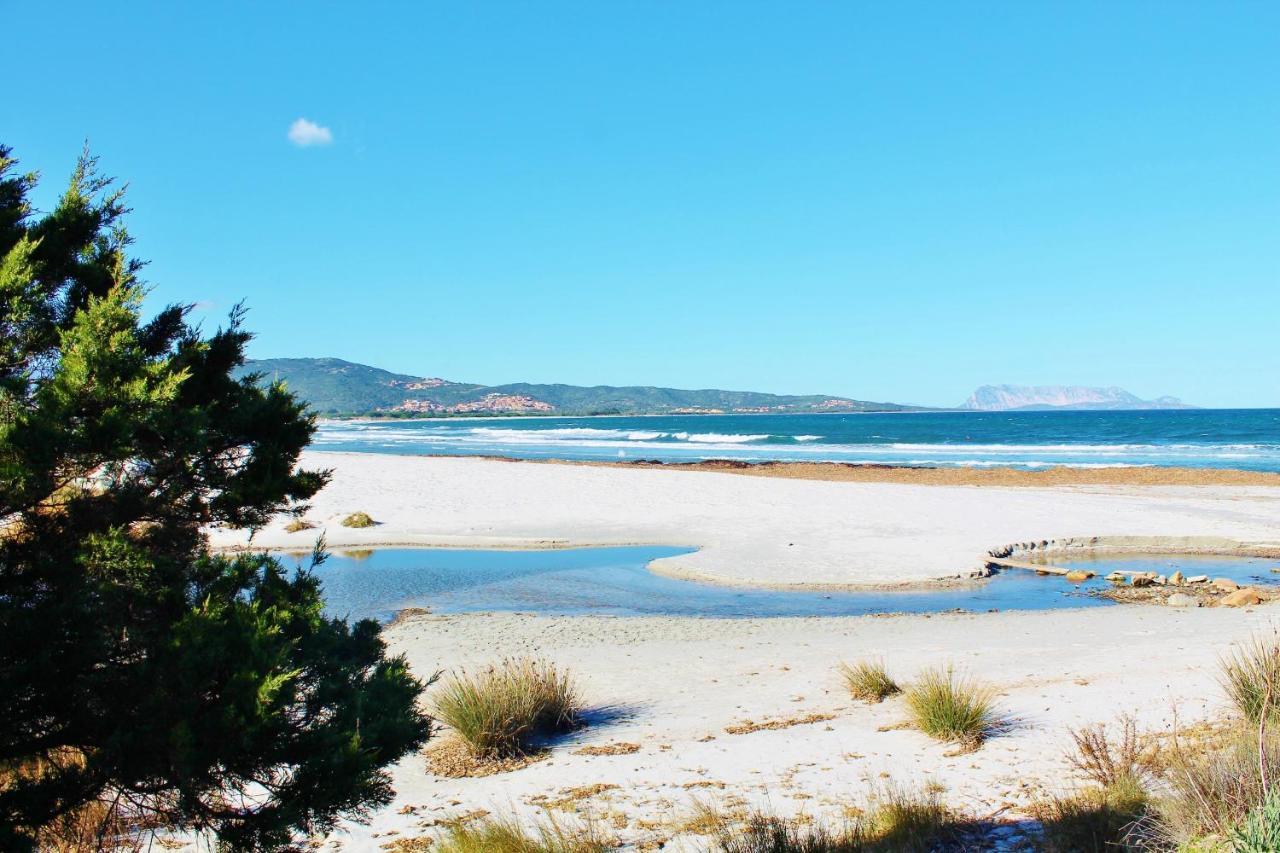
[{"left": 296, "top": 547, "right": 1279, "bottom": 623}]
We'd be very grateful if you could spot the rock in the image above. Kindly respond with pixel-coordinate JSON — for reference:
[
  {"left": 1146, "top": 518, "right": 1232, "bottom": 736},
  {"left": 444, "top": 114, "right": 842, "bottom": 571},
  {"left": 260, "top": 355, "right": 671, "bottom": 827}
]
[
  {"left": 1131, "top": 576, "right": 1155, "bottom": 588},
  {"left": 1214, "top": 578, "right": 1240, "bottom": 592},
  {"left": 1155, "top": 575, "right": 1168, "bottom": 585},
  {"left": 1169, "top": 571, "right": 1185, "bottom": 585},
  {"left": 1106, "top": 572, "right": 1126, "bottom": 583},
  {"left": 1221, "top": 587, "right": 1264, "bottom": 607},
  {"left": 1167, "top": 593, "right": 1199, "bottom": 608},
  {"left": 1064, "top": 570, "right": 1093, "bottom": 583},
  {"left": 1186, "top": 575, "right": 1209, "bottom": 584}
]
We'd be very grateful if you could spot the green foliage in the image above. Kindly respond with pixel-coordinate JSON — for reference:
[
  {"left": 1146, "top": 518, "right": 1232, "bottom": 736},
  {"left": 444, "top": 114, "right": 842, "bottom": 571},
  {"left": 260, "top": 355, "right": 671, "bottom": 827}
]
[
  {"left": 0, "top": 144, "right": 431, "bottom": 850},
  {"left": 1232, "top": 785, "right": 1280, "bottom": 852},
  {"left": 432, "top": 658, "right": 582, "bottom": 758},
  {"left": 839, "top": 660, "right": 900, "bottom": 703},
  {"left": 903, "top": 666, "right": 997, "bottom": 748}
]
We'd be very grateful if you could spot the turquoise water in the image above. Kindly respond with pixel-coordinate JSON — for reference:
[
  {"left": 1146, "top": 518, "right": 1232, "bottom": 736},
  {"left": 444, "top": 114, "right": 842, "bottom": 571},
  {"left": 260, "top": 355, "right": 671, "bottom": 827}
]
[
  {"left": 315, "top": 409, "right": 1280, "bottom": 471},
  {"left": 301, "top": 547, "right": 1278, "bottom": 622}
]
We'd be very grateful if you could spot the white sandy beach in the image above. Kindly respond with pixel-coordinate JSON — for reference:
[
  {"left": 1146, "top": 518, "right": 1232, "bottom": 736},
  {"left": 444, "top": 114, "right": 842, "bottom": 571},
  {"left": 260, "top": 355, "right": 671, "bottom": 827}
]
[
  {"left": 208, "top": 451, "right": 1280, "bottom": 850},
  {"left": 215, "top": 451, "right": 1280, "bottom": 588}
]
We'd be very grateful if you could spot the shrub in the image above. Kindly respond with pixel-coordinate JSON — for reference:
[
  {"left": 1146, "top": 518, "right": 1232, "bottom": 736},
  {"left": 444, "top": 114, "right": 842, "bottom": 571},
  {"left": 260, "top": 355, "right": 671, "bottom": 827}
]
[
  {"left": 1153, "top": 726, "right": 1280, "bottom": 847},
  {"left": 839, "top": 660, "right": 900, "bottom": 703},
  {"left": 341, "top": 511, "right": 376, "bottom": 528},
  {"left": 1065, "top": 715, "right": 1155, "bottom": 789},
  {"left": 432, "top": 658, "right": 583, "bottom": 757},
  {"left": 903, "top": 667, "right": 997, "bottom": 747},
  {"left": 435, "top": 813, "right": 613, "bottom": 852},
  {"left": 1221, "top": 633, "right": 1280, "bottom": 724},
  {"left": 284, "top": 518, "right": 315, "bottom": 533},
  {"left": 1232, "top": 786, "right": 1280, "bottom": 853},
  {"left": 1035, "top": 777, "right": 1147, "bottom": 852}
]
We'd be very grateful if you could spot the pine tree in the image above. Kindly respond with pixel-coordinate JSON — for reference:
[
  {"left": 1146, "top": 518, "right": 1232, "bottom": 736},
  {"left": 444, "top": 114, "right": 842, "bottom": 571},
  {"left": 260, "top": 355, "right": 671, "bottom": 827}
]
[{"left": 0, "top": 144, "right": 431, "bottom": 850}]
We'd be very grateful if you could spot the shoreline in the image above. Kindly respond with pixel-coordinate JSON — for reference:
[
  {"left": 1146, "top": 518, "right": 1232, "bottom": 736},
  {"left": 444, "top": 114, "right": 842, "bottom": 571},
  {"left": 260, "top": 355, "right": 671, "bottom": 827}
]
[
  {"left": 436, "top": 454, "right": 1280, "bottom": 487},
  {"left": 209, "top": 451, "right": 1280, "bottom": 590}
]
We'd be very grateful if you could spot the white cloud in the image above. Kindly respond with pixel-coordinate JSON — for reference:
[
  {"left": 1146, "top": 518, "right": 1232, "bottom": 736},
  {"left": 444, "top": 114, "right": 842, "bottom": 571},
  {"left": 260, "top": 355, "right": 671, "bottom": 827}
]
[{"left": 287, "top": 117, "right": 333, "bottom": 147}]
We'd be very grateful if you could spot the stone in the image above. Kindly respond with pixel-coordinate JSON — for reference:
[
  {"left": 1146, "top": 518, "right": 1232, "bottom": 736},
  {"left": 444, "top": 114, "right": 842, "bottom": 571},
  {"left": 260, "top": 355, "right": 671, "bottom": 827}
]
[
  {"left": 1131, "top": 576, "right": 1155, "bottom": 588},
  {"left": 1105, "top": 572, "right": 1126, "bottom": 583},
  {"left": 1169, "top": 571, "right": 1185, "bottom": 585},
  {"left": 1214, "top": 578, "right": 1240, "bottom": 592},
  {"left": 1155, "top": 575, "right": 1168, "bottom": 585},
  {"left": 1186, "top": 575, "right": 1209, "bottom": 584},
  {"left": 1167, "top": 593, "right": 1199, "bottom": 608},
  {"left": 1064, "top": 570, "right": 1093, "bottom": 583},
  {"left": 1221, "top": 587, "right": 1264, "bottom": 607}
]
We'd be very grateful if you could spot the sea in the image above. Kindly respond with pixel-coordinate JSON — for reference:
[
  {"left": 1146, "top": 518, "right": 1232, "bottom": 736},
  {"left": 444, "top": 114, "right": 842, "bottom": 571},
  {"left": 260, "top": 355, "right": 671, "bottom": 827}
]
[{"left": 313, "top": 408, "right": 1280, "bottom": 472}]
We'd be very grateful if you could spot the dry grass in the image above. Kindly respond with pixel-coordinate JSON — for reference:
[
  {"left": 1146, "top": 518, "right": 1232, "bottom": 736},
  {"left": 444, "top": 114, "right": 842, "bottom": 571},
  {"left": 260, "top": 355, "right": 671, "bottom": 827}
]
[
  {"left": 724, "top": 713, "right": 836, "bottom": 735},
  {"left": 1152, "top": 724, "right": 1280, "bottom": 846},
  {"left": 432, "top": 658, "right": 583, "bottom": 758},
  {"left": 1065, "top": 715, "right": 1157, "bottom": 789},
  {"left": 340, "top": 510, "right": 376, "bottom": 528},
  {"left": 572, "top": 742, "right": 640, "bottom": 757},
  {"left": 433, "top": 812, "right": 614, "bottom": 852},
  {"left": 530, "top": 784, "right": 620, "bottom": 812},
  {"left": 1034, "top": 777, "right": 1148, "bottom": 852},
  {"left": 424, "top": 736, "right": 550, "bottom": 778},
  {"left": 284, "top": 517, "right": 315, "bottom": 533},
  {"left": 1, "top": 751, "right": 153, "bottom": 852},
  {"left": 705, "top": 785, "right": 966, "bottom": 852},
  {"left": 902, "top": 666, "right": 998, "bottom": 748},
  {"left": 839, "top": 660, "right": 900, "bottom": 703},
  {"left": 1221, "top": 632, "right": 1280, "bottom": 724}
]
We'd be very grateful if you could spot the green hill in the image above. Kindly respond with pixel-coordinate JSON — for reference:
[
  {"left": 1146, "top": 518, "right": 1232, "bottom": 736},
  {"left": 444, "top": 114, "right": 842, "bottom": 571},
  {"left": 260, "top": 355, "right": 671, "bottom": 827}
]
[{"left": 236, "top": 357, "right": 927, "bottom": 416}]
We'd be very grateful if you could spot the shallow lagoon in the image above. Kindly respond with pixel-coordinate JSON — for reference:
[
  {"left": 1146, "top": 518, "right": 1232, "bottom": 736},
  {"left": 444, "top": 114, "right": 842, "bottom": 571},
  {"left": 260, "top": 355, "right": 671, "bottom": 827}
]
[{"left": 299, "top": 546, "right": 1280, "bottom": 623}]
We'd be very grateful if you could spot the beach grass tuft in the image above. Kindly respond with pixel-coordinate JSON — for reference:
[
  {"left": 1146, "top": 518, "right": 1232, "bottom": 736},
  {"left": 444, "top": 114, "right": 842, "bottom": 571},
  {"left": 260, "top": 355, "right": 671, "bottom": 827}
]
[
  {"left": 434, "top": 812, "right": 613, "bottom": 853},
  {"left": 903, "top": 666, "right": 997, "bottom": 748},
  {"left": 432, "top": 658, "right": 583, "bottom": 758},
  {"left": 1220, "top": 632, "right": 1280, "bottom": 724},
  {"left": 839, "top": 659, "right": 900, "bottom": 703},
  {"left": 284, "top": 517, "right": 315, "bottom": 533},
  {"left": 340, "top": 510, "right": 376, "bottom": 528},
  {"left": 1034, "top": 777, "right": 1148, "bottom": 852}
]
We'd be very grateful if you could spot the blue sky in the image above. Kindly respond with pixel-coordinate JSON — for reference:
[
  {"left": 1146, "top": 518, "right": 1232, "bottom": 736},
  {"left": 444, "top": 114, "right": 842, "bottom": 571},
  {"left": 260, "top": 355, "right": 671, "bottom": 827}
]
[{"left": 6, "top": 2, "right": 1278, "bottom": 407}]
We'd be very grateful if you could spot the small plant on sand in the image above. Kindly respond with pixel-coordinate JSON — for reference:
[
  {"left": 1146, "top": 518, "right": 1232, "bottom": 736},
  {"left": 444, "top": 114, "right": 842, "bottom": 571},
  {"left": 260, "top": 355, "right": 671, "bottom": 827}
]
[
  {"left": 903, "top": 666, "right": 997, "bottom": 748},
  {"left": 839, "top": 660, "right": 900, "bottom": 703},
  {"left": 435, "top": 812, "right": 613, "bottom": 853},
  {"left": 284, "top": 517, "right": 315, "bottom": 533},
  {"left": 1034, "top": 776, "right": 1148, "bottom": 852},
  {"left": 1066, "top": 715, "right": 1156, "bottom": 789},
  {"left": 1221, "top": 632, "right": 1280, "bottom": 724},
  {"left": 433, "top": 658, "right": 583, "bottom": 758},
  {"left": 340, "top": 510, "right": 376, "bottom": 528}
]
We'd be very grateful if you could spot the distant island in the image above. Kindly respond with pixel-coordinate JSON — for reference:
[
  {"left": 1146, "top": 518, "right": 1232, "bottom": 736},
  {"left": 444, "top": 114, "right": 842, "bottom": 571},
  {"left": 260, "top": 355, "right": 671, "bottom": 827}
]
[
  {"left": 240, "top": 358, "right": 929, "bottom": 416},
  {"left": 961, "top": 384, "right": 1194, "bottom": 411}
]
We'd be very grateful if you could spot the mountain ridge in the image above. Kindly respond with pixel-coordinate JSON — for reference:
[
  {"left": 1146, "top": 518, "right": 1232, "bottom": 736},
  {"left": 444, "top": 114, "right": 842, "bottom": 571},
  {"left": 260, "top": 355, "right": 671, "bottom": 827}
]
[{"left": 238, "top": 357, "right": 929, "bottom": 416}]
